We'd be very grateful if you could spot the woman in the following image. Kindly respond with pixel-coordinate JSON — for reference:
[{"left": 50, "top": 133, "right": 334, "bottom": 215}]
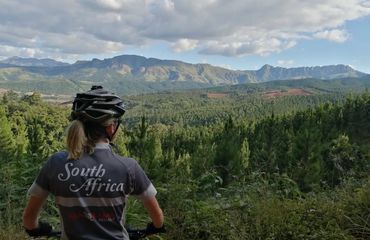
[{"left": 23, "top": 86, "right": 164, "bottom": 239}]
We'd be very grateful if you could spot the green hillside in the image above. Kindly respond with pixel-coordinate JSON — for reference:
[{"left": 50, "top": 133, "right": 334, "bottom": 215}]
[{"left": 123, "top": 76, "right": 370, "bottom": 127}]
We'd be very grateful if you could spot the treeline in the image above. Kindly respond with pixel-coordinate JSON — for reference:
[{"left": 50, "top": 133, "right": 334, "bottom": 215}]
[
  {"left": 0, "top": 91, "right": 369, "bottom": 239},
  {"left": 124, "top": 90, "right": 345, "bottom": 127}
]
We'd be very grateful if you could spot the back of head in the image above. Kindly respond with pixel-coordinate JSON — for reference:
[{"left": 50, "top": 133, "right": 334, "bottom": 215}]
[
  {"left": 71, "top": 85, "right": 125, "bottom": 123},
  {"left": 67, "top": 86, "right": 126, "bottom": 159}
]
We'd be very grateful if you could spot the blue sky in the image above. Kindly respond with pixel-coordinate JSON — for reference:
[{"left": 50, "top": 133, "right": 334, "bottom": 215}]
[
  {"left": 0, "top": 0, "right": 369, "bottom": 73},
  {"left": 122, "top": 15, "right": 370, "bottom": 72}
]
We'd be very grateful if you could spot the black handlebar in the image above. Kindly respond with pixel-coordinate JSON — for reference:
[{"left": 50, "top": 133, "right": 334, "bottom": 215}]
[
  {"left": 43, "top": 230, "right": 61, "bottom": 238},
  {"left": 128, "top": 228, "right": 148, "bottom": 240},
  {"left": 32, "top": 226, "right": 162, "bottom": 239}
]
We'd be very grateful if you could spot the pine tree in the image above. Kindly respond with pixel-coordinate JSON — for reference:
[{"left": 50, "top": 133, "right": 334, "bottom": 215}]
[
  {"left": 0, "top": 106, "right": 17, "bottom": 221},
  {"left": 113, "top": 127, "right": 130, "bottom": 156},
  {"left": 145, "top": 133, "right": 163, "bottom": 171},
  {"left": 213, "top": 116, "right": 241, "bottom": 186},
  {"left": 240, "top": 137, "right": 251, "bottom": 173},
  {"left": 129, "top": 116, "right": 148, "bottom": 161},
  {"left": 326, "top": 134, "right": 359, "bottom": 186},
  {"left": 26, "top": 117, "right": 48, "bottom": 162},
  {"left": 0, "top": 107, "right": 16, "bottom": 163},
  {"left": 290, "top": 121, "right": 323, "bottom": 192}
]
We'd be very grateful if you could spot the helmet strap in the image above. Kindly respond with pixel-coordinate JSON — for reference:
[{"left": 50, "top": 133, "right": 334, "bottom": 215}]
[{"left": 106, "top": 120, "right": 121, "bottom": 142}]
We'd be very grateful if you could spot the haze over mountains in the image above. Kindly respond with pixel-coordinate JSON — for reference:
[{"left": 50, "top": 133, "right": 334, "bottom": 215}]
[
  {"left": 0, "top": 55, "right": 368, "bottom": 95},
  {"left": 1, "top": 56, "right": 69, "bottom": 67}
]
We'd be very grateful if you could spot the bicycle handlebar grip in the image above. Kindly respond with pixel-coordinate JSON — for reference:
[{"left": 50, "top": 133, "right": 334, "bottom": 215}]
[
  {"left": 146, "top": 222, "right": 166, "bottom": 234},
  {"left": 25, "top": 221, "right": 53, "bottom": 237}
]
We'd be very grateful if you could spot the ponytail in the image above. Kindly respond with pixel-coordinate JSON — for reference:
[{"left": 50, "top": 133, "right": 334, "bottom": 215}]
[
  {"left": 66, "top": 120, "right": 89, "bottom": 160},
  {"left": 66, "top": 118, "right": 115, "bottom": 159}
]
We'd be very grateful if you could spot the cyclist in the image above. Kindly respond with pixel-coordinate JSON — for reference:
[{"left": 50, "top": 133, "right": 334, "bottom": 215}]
[{"left": 22, "top": 86, "right": 164, "bottom": 239}]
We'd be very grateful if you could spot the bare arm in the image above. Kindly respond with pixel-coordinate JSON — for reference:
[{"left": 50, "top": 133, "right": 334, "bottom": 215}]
[
  {"left": 23, "top": 196, "right": 47, "bottom": 229},
  {"left": 142, "top": 196, "right": 164, "bottom": 228}
]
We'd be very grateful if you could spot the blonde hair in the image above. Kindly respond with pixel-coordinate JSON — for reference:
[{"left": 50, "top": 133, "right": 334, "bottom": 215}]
[{"left": 66, "top": 119, "right": 116, "bottom": 160}]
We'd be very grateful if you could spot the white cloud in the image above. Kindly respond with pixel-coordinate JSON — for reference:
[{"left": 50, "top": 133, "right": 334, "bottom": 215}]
[
  {"left": 200, "top": 38, "right": 297, "bottom": 56},
  {"left": 0, "top": 45, "right": 41, "bottom": 58},
  {"left": 0, "top": 0, "right": 369, "bottom": 59},
  {"left": 95, "top": 0, "right": 125, "bottom": 10},
  {"left": 277, "top": 60, "right": 295, "bottom": 67},
  {"left": 215, "top": 64, "right": 234, "bottom": 70},
  {"left": 313, "top": 29, "right": 349, "bottom": 42},
  {"left": 171, "top": 39, "right": 198, "bottom": 52}
]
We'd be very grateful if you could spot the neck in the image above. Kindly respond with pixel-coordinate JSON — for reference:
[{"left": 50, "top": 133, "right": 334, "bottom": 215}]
[{"left": 96, "top": 138, "right": 109, "bottom": 144}]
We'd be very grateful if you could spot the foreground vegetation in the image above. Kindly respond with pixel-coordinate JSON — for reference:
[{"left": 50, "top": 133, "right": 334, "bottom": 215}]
[{"left": 0, "top": 90, "right": 369, "bottom": 239}]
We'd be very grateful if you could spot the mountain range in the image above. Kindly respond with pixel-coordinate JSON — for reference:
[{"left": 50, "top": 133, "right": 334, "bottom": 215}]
[
  {"left": 0, "top": 55, "right": 368, "bottom": 95},
  {"left": 1, "top": 56, "right": 69, "bottom": 67}
]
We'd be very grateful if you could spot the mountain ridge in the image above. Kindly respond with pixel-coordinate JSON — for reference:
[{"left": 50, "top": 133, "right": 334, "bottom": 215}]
[
  {"left": 1, "top": 56, "right": 69, "bottom": 67},
  {"left": 0, "top": 54, "right": 367, "bottom": 95}
]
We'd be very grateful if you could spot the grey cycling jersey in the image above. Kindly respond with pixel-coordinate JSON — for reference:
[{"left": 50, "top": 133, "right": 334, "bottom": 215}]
[{"left": 28, "top": 143, "right": 157, "bottom": 240}]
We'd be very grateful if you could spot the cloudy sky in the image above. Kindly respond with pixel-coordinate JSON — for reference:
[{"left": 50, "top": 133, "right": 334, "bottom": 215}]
[{"left": 1, "top": 0, "right": 370, "bottom": 72}]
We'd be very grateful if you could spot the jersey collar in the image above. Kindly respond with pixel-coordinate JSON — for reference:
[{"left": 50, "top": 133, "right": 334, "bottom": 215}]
[{"left": 95, "top": 142, "right": 111, "bottom": 149}]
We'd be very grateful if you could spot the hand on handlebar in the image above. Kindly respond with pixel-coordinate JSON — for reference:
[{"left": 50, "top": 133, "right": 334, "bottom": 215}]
[
  {"left": 24, "top": 221, "right": 53, "bottom": 237},
  {"left": 146, "top": 222, "right": 166, "bottom": 234}
]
